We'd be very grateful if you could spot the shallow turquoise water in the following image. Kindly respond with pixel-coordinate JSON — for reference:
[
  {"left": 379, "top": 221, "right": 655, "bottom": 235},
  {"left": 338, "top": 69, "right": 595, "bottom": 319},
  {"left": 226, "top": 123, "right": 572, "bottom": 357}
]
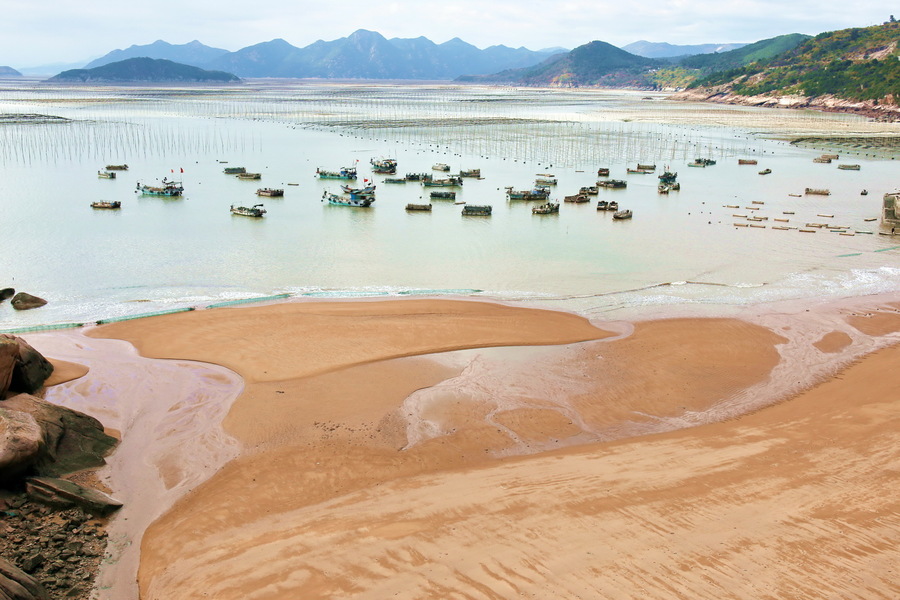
[{"left": 1, "top": 83, "right": 898, "bottom": 329}]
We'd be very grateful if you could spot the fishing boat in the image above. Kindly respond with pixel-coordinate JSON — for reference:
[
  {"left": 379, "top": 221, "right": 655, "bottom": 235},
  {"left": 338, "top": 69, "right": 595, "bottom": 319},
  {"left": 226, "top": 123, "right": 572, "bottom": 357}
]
[
  {"left": 535, "top": 174, "right": 557, "bottom": 185},
  {"left": 658, "top": 170, "right": 677, "bottom": 183},
  {"left": 821, "top": 154, "right": 839, "bottom": 160},
  {"left": 317, "top": 166, "right": 358, "bottom": 180},
  {"left": 837, "top": 164, "right": 861, "bottom": 170},
  {"left": 597, "top": 179, "right": 627, "bottom": 189},
  {"left": 405, "top": 203, "right": 432, "bottom": 211},
  {"left": 384, "top": 177, "right": 406, "bottom": 184},
  {"left": 97, "top": 171, "right": 116, "bottom": 179},
  {"left": 322, "top": 191, "right": 373, "bottom": 207},
  {"left": 459, "top": 168, "right": 481, "bottom": 178},
  {"left": 596, "top": 200, "right": 608, "bottom": 211},
  {"left": 404, "top": 172, "right": 429, "bottom": 181},
  {"left": 738, "top": 159, "right": 758, "bottom": 165},
  {"left": 370, "top": 158, "right": 397, "bottom": 174},
  {"left": 612, "top": 209, "right": 633, "bottom": 220},
  {"left": 689, "top": 158, "right": 716, "bottom": 167},
  {"left": 105, "top": 164, "right": 128, "bottom": 171},
  {"left": 506, "top": 187, "right": 550, "bottom": 200},
  {"left": 230, "top": 204, "right": 266, "bottom": 218},
  {"left": 861, "top": 189, "right": 869, "bottom": 196},
  {"left": 256, "top": 188, "right": 284, "bottom": 197},
  {"left": 462, "top": 205, "right": 491, "bottom": 216},
  {"left": 340, "top": 183, "right": 376, "bottom": 196},
  {"left": 236, "top": 172, "right": 261, "bottom": 180},
  {"left": 637, "top": 163, "right": 656, "bottom": 171},
  {"left": 805, "top": 188, "right": 831, "bottom": 196},
  {"left": 627, "top": 167, "right": 653, "bottom": 174},
  {"left": 579, "top": 186, "right": 598, "bottom": 195},
  {"left": 563, "top": 194, "right": 589, "bottom": 203},
  {"left": 813, "top": 157, "right": 832, "bottom": 163},
  {"left": 432, "top": 163, "right": 451, "bottom": 172},
  {"left": 607, "top": 201, "right": 619, "bottom": 211},
  {"left": 759, "top": 168, "right": 772, "bottom": 175},
  {"left": 223, "top": 166, "right": 246, "bottom": 175},
  {"left": 597, "top": 167, "right": 610, "bottom": 177},
  {"left": 136, "top": 179, "right": 183, "bottom": 197},
  {"left": 532, "top": 202, "right": 560, "bottom": 214},
  {"left": 658, "top": 184, "right": 671, "bottom": 194},
  {"left": 430, "top": 191, "right": 456, "bottom": 199},
  {"left": 423, "top": 176, "right": 463, "bottom": 187},
  {"left": 90, "top": 201, "right": 121, "bottom": 209}
]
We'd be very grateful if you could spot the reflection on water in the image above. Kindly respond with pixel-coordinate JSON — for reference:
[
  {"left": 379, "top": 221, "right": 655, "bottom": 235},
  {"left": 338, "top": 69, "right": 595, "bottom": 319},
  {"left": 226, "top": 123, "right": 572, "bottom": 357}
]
[{"left": 0, "top": 82, "right": 898, "bottom": 328}]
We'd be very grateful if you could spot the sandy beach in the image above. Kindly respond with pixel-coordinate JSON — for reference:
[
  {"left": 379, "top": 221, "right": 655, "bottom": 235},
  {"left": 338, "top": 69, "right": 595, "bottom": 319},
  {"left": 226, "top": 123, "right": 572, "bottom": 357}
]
[{"left": 32, "top": 296, "right": 900, "bottom": 599}]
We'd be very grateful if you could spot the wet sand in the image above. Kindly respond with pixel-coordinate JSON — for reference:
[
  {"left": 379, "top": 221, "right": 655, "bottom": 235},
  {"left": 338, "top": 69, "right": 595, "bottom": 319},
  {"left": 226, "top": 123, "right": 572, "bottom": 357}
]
[{"left": 35, "top": 296, "right": 900, "bottom": 599}]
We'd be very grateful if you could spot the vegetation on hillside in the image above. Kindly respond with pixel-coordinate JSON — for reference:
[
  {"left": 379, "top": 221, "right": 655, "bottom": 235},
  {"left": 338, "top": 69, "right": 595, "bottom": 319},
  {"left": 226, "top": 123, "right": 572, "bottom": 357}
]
[{"left": 49, "top": 58, "right": 240, "bottom": 83}]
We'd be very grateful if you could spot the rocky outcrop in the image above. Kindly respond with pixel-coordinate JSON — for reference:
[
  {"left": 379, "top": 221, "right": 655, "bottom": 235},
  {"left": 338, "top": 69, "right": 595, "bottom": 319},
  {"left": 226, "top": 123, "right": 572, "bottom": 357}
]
[
  {"left": 0, "top": 335, "right": 54, "bottom": 396},
  {"left": 25, "top": 477, "right": 121, "bottom": 516},
  {"left": 670, "top": 86, "right": 900, "bottom": 121},
  {"left": 0, "top": 288, "right": 14, "bottom": 302},
  {"left": 0, "top": 395, "right": 117, "bottom": 481},
  {"left": 0, "top": 409, "right": 43, "bottom": 481},
  {"left": 10, "top": 293, "right": 47, "bottom": 311},
  {"left": 0, "top": 338, "right": 17, "bottom": 395},
  {"left": 0, "top": 557, "right": 50, "bottom": 600}
]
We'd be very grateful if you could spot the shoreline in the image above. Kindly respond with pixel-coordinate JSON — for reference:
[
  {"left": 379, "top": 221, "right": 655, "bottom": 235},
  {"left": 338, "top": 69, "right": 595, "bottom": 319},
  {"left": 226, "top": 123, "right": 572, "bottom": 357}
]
[{"left": 31, "top": 293, "right": 900, "bottom": 599}]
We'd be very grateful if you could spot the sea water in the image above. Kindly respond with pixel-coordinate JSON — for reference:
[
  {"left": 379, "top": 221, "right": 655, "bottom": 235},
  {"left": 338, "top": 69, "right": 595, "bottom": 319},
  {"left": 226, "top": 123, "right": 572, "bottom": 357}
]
[{"left": 0, "top": 81, "right": 898, "bottom": 329}]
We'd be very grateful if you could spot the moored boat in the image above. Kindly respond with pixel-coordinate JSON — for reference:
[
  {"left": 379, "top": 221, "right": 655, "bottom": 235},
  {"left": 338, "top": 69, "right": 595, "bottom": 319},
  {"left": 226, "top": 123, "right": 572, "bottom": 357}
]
[
  {"left": 430, "top": 191, "right": 456, "bottom": 199},
  {"left": 340, "top": 183, "right": 376, "bottom": 197},
  {"left": 230, "top": 203, "right": 266, "bottom": 218},
  {"left": 105, "top": 164, "right": 128, "bottom": 171},
  {"left": 459, "top": 168, "right": 481, "bottom": 178},
  {"left": 607, "top": 201, "right": 619, "bottom": 211},
  {"left": 405, "top": 203, "right": 432, "bottom": 211},
  {"left": 597, "top": 179, "right": 627, "bottom": 189},
  {"left": 596, "top": 200, "right": 609, "bottom": 211},
  {"left": 423, "top": 176, "right": 463, "bottom": 187},
  {"left": 597, "top": 167, "right": 610, "bottom": 177},
  {"left": 223, "top": 166, "right": 246, "bottom": 175},
  {"left": 97, "top": 170, "right": 116, "bottom": 179},
  {"left": 759, "top": 168, "right": 772, "bottom": 175},
  {"left": 462, "top": 204, "right": 491, "bottom": 216},
  {"left": 322, "top": 191, "right": 374, "bottom": 207},
  {"left": 256, "top": 188, "right": 284, "bottom": 197},
  {"left": 370, "top": 157, "right": 397, "bottom": 174},
  {"left": 738, "top": 159, "right": 758, "bottom": 165},
  {"left": 612, "top": 209, "right": 633, "bottom": 220},
  {"left": 658, "top": 170, "right": 677, "bottom": 183},
  {"left": 813, "top": 156, "right": 832, "bottom": 164},
  {"left": 384, "top": 177, "right": 406, "bottom": 184},
  {"left": 90, "top": 200, "right": 121, "bottom": 209},
  {"left": 532, "top": 202, "right": 560, "bottom": 214},
  {"left": 236, "top": 172, "right": 261, "bottom": 180},
  {"left": 506, "top": 186, "right": 550, "bottom": 200},
  {"left": 837, "top": 164, "right": 861, "bottom": 170},
  {"left": 136, "top": 179, "right": 183, "bottom": 197},
  {"left": 432, "top": 163, "right": 451, "bottom": 171},
  {"left": 805, "top": 187, "right": 831, "bottom": 195},
  {"left": 535, "top": 173, "right": 557, "bottom": 185},
  {"left": 563, "top": 194, "right": 589, "bottom": 203},
  {"left": 637, "top": 163, "right": 656, "bottom": 171},
  {"left": 317, "top": 166, "right": 358, "bottom": 180},
  {"left": 579, "top": 186, "right": 599, "bottom": 195},
  {"left": 404, "top": 172, "right": 429, "bottom": 181}
]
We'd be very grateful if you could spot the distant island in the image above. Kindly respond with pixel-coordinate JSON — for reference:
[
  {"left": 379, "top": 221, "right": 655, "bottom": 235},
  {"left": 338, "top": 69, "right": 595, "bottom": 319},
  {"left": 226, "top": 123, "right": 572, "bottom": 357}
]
[
  {"left": 48, "top": 58, "right": 240, "bottom": 83},
  {"left": 0, "top": 65, "right": 22, "bottom": 76}
]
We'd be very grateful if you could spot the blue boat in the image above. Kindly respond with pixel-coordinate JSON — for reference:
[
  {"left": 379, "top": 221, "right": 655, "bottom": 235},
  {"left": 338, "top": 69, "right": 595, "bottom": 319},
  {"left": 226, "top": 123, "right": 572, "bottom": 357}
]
[
  {"left": 322, "top": 191, "right": 374, "bottom": 207},
  {"left": 136, "top": 178, "right": 183, "bottom": 197},
  {"left": 317, "top": 166, "right": 358, "bottom": 180}
]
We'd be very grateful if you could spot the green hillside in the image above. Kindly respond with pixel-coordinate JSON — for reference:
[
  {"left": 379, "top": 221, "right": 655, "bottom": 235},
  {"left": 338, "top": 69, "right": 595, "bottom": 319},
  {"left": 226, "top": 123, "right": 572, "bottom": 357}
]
[
  {"left": 690, "top": 21, "right": 900, "bottom": 102},
  {"left": 49, "top": 57, "right": 240, "bottom": 83},
  {"left": 680, "top": 33, "right": 810, "bottom": 72}
]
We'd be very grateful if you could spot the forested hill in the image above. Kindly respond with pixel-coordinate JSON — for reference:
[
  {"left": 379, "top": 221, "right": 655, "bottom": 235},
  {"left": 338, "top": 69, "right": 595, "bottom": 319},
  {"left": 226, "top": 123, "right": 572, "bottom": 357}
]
[{"left": 48, "top": 58, "right": 240, "bottom": 83}]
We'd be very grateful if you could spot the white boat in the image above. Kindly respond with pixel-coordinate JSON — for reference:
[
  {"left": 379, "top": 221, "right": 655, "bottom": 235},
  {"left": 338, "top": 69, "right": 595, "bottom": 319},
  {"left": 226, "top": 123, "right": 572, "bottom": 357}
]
[{"left": 230, "top": 204, "right": 266, "bottom": 217}]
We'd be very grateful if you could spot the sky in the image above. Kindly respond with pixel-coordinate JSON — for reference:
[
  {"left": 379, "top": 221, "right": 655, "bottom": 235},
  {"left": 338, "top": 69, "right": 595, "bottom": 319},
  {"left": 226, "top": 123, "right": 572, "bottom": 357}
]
[{"left": 1, "top": 0, "right": 894, "bottom": 69}]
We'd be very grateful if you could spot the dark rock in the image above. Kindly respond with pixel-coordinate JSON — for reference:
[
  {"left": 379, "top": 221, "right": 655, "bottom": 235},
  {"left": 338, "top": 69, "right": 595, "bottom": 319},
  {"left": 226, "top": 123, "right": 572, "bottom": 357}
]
[
  {"left": 10, "top": 293, "right": 47, "bottom": 311},
  {"left": 0, "top": 557, "right": 51, "bottom": 599},
  {"left": 0, "top": 336, "right": 18, "bottom": 396},
  {"left": 19, "top": 553, "right": 45, "bottom": 573},
  {"left": 0, "top": 288, "right": 13, "bottom": 302},
  {"left": 1, "top": 394, "right": 116, "bottom": 477},
  {"left": 0, "top": 335, "right": 55, "bottom": 394},
  {"left": 25, "top": 477, "right": 122, "bottom": 517}
]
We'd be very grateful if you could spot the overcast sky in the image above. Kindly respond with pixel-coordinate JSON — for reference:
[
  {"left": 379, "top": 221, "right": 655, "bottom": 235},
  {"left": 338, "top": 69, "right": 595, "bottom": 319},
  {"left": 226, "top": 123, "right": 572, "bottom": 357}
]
[{"left": 2, "top": 0, "right": 894, "bottom": 68}]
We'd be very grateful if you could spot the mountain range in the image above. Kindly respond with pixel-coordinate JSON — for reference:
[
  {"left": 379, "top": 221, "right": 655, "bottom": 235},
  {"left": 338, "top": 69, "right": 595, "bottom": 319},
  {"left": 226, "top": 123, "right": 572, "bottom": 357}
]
[{"left": 621, "top": 40, "right": 748, "bottom": 59}]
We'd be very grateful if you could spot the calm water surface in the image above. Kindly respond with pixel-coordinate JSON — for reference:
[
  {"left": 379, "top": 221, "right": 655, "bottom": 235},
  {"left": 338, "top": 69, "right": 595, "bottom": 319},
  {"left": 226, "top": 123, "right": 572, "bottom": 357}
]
[{"left": 1, "top": 82, "right": 898, "bottom": 328}]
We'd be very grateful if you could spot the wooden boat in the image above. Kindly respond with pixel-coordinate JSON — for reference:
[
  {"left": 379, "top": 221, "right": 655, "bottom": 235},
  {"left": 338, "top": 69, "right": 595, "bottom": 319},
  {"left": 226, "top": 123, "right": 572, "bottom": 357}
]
[
  {"left": 658, "top": 171, "right": 677, "bottom": 183},
  {"left": 563, "top": 194, "right": 589, "bottom": 203},
  {"left": 813, "top": 157, "right": 832, "bottom": 163},
  {"left": 535, "top": 174, "right": 557, "bottom": 185},
  {"left": 405, "top": 203, "right": 432, "bottom": 211},
  {"left": 837, "top": 164, "right": 861, "bottom": 170},
  {"left": 861, "top": 189, "right": 869, "bottom": 196},
  {"left": 256, "top": 188, "right": 284, "bottom": 197},
  {"left": 863, "top": 217, "right": 877, "bottom": 222},
  {"left": 430, "top": 191, "right": 456, "bottom": 199},
  {"left": 370, "top": 158, "right": 397, "bottom": 174},
  {"left": 788, "top": 193, "right": 802, "bottom": 197},
  {"left": 759, "top": 168, "right": 772, "bottom": 175},
  {"left": 459, "top": 168, "right": 481, "bottom": 178},
  {"left": 597, "top": 167, "right": 610, "bottom": 177},
  {"left": 612, "top": 209, "right": 633, "bottom": 220},
  {"left": 532, "top": 202, "right": 560, "bottom": 214},
  {"left": 423, "top": 176, "right": 463, "bottom": 187},
  {"left": 462, "top": 205, "right": 491, "bottom": 216},
  {"left": 236, "top": 172, "right": 261, "bottom": 180},
  {"left": 752, "top": 200, "right": 765, "bottom": 205},
  {"left": 384, "top": 178, "right": 406, "bottom": 184},
  {"left": 90, "top": 201, "right": 121, "bottom": 209},
  {"left": 136, "top": 179, "right": 183, "bottom": 197},
  {"left": 637, "top": 163, "right": 656, "bottom": 171},
  {"left": 597, "top": 179, "right": 627, "bottom": 189},
  {"left": 340, "top": 183, "right": 376, "bottom": 196},
  {"left": 669, "top": 182, "right": 680, "bottom": 191},
  {"left": 738, "top": 159, "right": 758, "bottom": 165},
  {"left": 607, "top": 201, "right": 619, "bottom": 211},
  {"left": 317, "top": 166, "right": 358, "bottom": 180},
  {"left": 627, "top": 168, "right": 653, "bottom": 174},
  {"left": 724, "top": 204, "right": 739, "bottom": 208},
  {"left": 223, "top": 167, "right": 246, "bottom": 175},
  {"left": 805, "top": 188, "right": 831, "bottom": 195},
  {"left": 821, "top": 154, "right": 839, "bottom": 160},
  {"left": 404, "top": 172, "right": 429, "bottom": 181},
  {"left": 658, "top": 184, "right": 670, "bottom": 194},
  {"left": 579, "top": 186, "right": 598, "bottom": 195},
  {"left": 817, "top": 213, "right": 834, "bottom": 218},
  {"left": 432, "top": 163, "right": 451, "bottom": 172},
  {"left": 687, "top": 161, "right": 706, "bottom": 168},
  {"left": 97, "top": 171, "right": 116, "bottom": 179},
  {"left": 734, "top": 223, "right": 749, "bottom": 227},
  {"left": 596, "top": 200, "right": 609, "bottom": 211},
  {"left": 506, "top": 187, "right": 550, "bottom": 200},
  {"left": 693, "top": 158, "right": 716, "bottom": 166},
  {"left": 321, "top": 191, "right": 373, "bottom": 207},
  {"left": 230, "top": 203, "right": 266, "bottom": 218},
  {"left": 105, "top": 164, "right": 129, "bottom": 171}
]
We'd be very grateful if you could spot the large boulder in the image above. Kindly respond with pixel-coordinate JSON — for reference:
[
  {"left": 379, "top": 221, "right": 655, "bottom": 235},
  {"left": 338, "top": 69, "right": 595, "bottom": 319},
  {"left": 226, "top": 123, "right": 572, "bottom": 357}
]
[
  {"left": 0, "top": 335, "right": 54, "bottom": 395},
  {"left": 25, "top": 476, "right": 122, "bottom": 516},
  {"left": 0, "top": 408, "right": 44, "bottom": 482},
  {"left": 10, "top": 293, "right": 46, "bottom": 311},
  {"left": 0, "top": 558, "right": 50, "bottom": 600},
  {"left": 0, "top": 288, "right": 14, "bottom": 302},
  {"left": 0, "top": 338, "right": 17, "bottom": 397},
  {"left": 0, "top": 395, "right": 117, "bottom": 479}
]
